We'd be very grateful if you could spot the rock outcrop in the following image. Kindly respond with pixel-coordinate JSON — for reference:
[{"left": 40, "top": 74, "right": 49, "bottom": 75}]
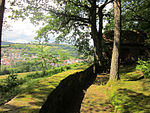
[{"left": 39, "top": 65, "right": 97, "bottom": 113}]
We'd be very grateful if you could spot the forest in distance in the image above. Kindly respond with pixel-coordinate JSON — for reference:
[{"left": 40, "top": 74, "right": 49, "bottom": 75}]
[{"left": 0, "top": 0, "right": 150, "bottom": 113}]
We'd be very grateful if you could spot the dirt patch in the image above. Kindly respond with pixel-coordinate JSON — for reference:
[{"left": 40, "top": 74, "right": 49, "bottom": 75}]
[
  {"left": 94, "top": 74, "right": 109, "bottom": 85},
  {"left": 81, "top": 74, "right": 114, "bottom": 113}
]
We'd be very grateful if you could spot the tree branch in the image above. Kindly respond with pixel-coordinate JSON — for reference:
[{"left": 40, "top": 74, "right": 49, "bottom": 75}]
[
  {"left": 87, "top": 0, "right": 92, "bottom": 5},
  {"left": 68, "top": 0, "right": 90, "bottom": 10},
  {"left": 47, "top": 7, "right": 90, "bottom": 24},
  {"left": 125, "top": 6, "right": 150, "bottom": 24},
  {"left": 130, "top": 17, "right": 150, "bottom": 24},
  {"left": 100, "top": 0, "right": 114, "bottom": 9},
  {"left": 73, "top": 22, "right": 89, "bottom": 27}
]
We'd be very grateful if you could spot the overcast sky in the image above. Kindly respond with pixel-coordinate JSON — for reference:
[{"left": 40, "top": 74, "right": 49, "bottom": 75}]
[
  {"left": 2, "top": 0, "right": 47, "bottom": 43},
  {"left": 2, "top": 0, "right": 42, "bottom": 44},
  {"left": 2, "top": 18, "right": 39, "bottom": 43}
]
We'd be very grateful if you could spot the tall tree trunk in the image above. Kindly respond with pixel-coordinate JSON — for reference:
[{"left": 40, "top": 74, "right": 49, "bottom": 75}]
[
  {"left": 109, "top": 0, "right": 121, "bottom": 81},
  {"left": 90, "top": 0, "right": 103, "bottom": 73},
  {"left": 0, "top": 0, "right": 5, "bottom": 65}
]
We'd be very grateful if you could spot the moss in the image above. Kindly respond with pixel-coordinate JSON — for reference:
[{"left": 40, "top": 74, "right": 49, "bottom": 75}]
[
  {"left": 0, "top": 65, "right": 87, "bottom": 113},
  {"left": 105, "top": 65, "right": 150, "bottom": 113},
  {"left": 107, "top": 79, "right": 150, "bottom": 113}
]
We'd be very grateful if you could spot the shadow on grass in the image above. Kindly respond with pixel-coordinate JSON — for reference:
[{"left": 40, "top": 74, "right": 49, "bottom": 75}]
[
  {"left": 0, "top": 81, "right": 56, "bottom": 113},
  {"left": 111, "top": 88, "right": 150, "bottom": 113},
  {"left": 119, "top": 65, "right": 136, "bottom": 75},
  {"left": 141, "top": 80, "right": 150, "bottom": 92},
  {"left": 0, "top": 104, "right": 28, "bottom": 113}
]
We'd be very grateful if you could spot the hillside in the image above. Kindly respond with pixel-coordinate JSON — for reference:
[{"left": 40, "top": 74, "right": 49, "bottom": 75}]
[
  {"left": 0, "top": 64, "right": 87, "bottom": 112},
  {"left": 1, "top": 43, "right": 83, "bottom": 75},
  {"left": 0, "top": 65, "right": 149, "bottom": 113},
  {"left": 1, "top": 41, "right": 14, "bottom": 45},
  {"left": 1, "top": 43, "right": 80, "bottom": 59}
]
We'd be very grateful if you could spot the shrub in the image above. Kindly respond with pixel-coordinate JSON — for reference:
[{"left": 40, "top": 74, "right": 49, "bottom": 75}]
[
  {"left": 0, "top": 73, "right": 26, "bottom": 93},
  {"left": 136, "top": 59, "right": 150, "bottom": 79},
  {"left": 0, "top": 67, "right": 10, "bottom": 75},
  {"left": 5, "top": 74, "right": 19, "bottom": 88},
  {"left": 26, "top": 63, "right": 84, "bottom": 79}
]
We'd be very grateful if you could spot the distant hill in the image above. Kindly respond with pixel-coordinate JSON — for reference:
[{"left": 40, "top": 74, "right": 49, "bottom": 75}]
[
  {"left": 1, "top": 43, "right": 82, "bottom": 59},
  {"left": 2, "top": 41, "right": 14, "bottom": 45}
]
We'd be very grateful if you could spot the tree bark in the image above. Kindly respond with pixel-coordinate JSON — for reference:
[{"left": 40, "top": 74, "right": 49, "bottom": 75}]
[
  {"left": 90, "top": 0, "right": 104, "bottom": 72},
  {"left": 109, "top": 0, "right": 121, "bottom": 81},
  {"left": 0, "top": 0, "right": 5, "bottom": 65}
]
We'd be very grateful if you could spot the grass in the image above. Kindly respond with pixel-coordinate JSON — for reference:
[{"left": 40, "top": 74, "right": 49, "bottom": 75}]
[
  {"left": 0, "top": 64, "right": 150, "bottom": 113},
  {"left": 107, "top": 79, "right": 150, "bottom": 113},
  {"left": 106, "top": 65, "right": 150, "bottom": 113},
  {"left": 81, "top": 65, "right": 150, "bottom": 113},
  {"left": 0, "top": 65, "right": 88, "bottom": 113},
  {"left": 0, "top": 71, "right": 38, "bottom": 80},
  {"left": 81, "top": 85, "right": 114, "bottom": 113}
]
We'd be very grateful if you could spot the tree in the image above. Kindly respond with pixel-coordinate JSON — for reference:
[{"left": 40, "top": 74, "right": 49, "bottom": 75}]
[
  {"left": 57, "top": 49, "right": 69, "bottom": 61},
  {"left": 9, "top": 0, "right": 114, "bottom": 72},
  {"left": 33, "top": 42, "right": 58, "bottom": 75},
  {"left": 121, "top": 0, "right": 150, "bottom": 37},
  {"left": 109, "top": 0, "right": 121, "bottom": 81},
  {"left": 105, "top": 0, "right": 150, "bottom": 35},
  {"left": 0, "top": 0, "right": 5, "bottom": 65}
]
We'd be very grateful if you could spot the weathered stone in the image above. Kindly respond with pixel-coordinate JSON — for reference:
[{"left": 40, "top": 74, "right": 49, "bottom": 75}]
[{"left": 39, "top": 65, "right": 97, "bottom": 113}]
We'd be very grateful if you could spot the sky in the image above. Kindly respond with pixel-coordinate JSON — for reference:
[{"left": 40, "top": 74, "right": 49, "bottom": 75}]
[
  {"left": 2, "top": 1, "right": 112, "bottom": 44},
  {"left": 2, "top": 0, "right": 45, "bottom": 43},
  {"left": 2, "top": 19, "right": 39, "bottom": 43}
]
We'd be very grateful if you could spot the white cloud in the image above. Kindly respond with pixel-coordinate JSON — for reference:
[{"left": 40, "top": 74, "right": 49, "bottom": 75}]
[
  {"left": 2, "top": 20, "right": 38, "bottom": 42},
  {"left": 9, "top": 39, "right": 29, "bottom": 43},
  {"left": 2, "top": 0, "right": 41, "bottom": 43}
]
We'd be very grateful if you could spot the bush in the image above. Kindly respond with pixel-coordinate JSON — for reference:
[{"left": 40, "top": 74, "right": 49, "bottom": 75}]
[
  {"left": 0, "top": 73, "right": 25, "bottom": 93},
  {"left": 0, "top": 67, "right": 10, "bottom": 75},
  {"left": 136, "top": 59, "right": 150, "bottom": 79},
  {"left": 26, "top": 63, "right": 84, "bottom": 79}
]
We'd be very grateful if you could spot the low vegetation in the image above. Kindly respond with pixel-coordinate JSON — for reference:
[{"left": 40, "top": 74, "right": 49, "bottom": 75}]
[
  {"left": 81, "top": 65, "right": 150, "bottom": 113},
  {"left": 0, "top": 62, "right": 150, "bottom": 113},
  {"left": 107, "top": 61, "right": 150, "bottom": 112},
  {"left": 136, "top": 58, "right": 150, "bottom": 79},
  {"left": 1, "top": 43, "right": 83, "bottom": 75},
  {"left": 0, "top": 67, "right": 86, "bottom": 112},
  {"left": 0, "top": 63, "right": 86, "bottom": 107}
]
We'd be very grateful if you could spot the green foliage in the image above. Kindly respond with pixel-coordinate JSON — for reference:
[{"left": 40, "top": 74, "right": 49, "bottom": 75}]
[
  {"left": 5, "top": 74, "right": 19, "bottom": 88},
  {"left": 108, "top": 79, "right": 150, "bottom": 113},
  {"left": 110, "top": 88, "right": 150, "bottom": 113},
  {"left": 0, "top": 64, "right": 87, "bottom": 112},
  {"left": 0, "top": 73, "right": 25, "bottom": 103},
  {"left": 105, "top": 0, "right": 150, "bottom": 37},
  {"left": 145, "top": 39, "right": 150, "bottom": 45},
  {"left": 122, "top": 0, "right": 150, "bottom": 32},
  {"left": 0, "top": 63, "right": 86, "bottom": 109},
  {"left": 136, "top": 59, "right": 150, "bottom": 79},
  {"left": 8, "top": 0, "right": 110, "bottom": 57},
  {"left": 1, "top": 45, "right": 10, "bottom": 48},
  {"left": 0, "top": 66, "right": 10, "bottom": 75},
  {"left": 26, "top": 63, "right": 84, "bottom": 79},
  {"left": 0, "top": 73, "right": 25, "bottom": 92},
  {"left": 1, "top": 43, "right": 81, "bottom": 75}
]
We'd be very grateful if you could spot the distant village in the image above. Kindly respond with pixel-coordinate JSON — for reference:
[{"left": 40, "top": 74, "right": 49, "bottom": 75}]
[{"left": 1, "top": 47, "right": 83, "bottom": 66}]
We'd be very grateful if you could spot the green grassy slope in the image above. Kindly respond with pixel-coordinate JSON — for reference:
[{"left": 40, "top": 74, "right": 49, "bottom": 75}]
[
  {"left": 0, "top": 65, "right": 87, "bottom": 113},
  {"left": 1, "top": 65, "right": 149, "bottom": 113},
  {"left": 81, "top": 66, "right": 150, "bottom": 113}
]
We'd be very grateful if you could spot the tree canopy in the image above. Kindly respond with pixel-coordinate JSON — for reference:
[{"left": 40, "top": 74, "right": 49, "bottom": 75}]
[
  {"left": 9, "top": 0, "right": 114, "bottom": 71},
  {"left": 105, "top": 0, "right": 150, "bottom": 36}
]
